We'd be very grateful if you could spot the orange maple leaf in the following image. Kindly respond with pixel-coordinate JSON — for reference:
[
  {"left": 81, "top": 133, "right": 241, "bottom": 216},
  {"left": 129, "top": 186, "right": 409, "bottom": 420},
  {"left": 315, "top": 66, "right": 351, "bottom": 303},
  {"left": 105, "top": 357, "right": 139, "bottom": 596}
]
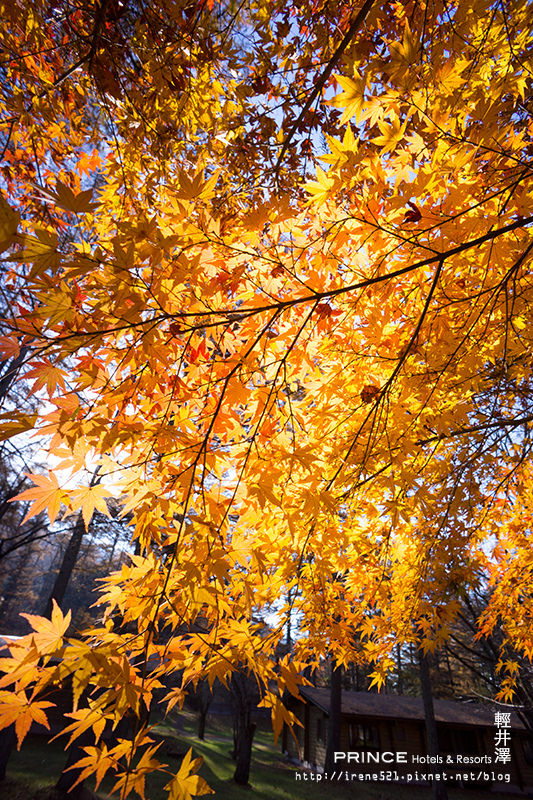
[
  {"left": 0, "top": 690, "right": 54, "bottom": 748},
  {"left": 24, "top": 360, "right": 68, "bottom": 396},
  {"left": 20, "top": 599, "right": 71, "bottom": 653},
  {"left": 78, "top": 148, "right": 102, "bottom": 176},
  {"left": 69, "top": 483, "right": 112, "bottom": 529},
  {"left": 13, "top": 472, "right": 65, "bottom": 524}
]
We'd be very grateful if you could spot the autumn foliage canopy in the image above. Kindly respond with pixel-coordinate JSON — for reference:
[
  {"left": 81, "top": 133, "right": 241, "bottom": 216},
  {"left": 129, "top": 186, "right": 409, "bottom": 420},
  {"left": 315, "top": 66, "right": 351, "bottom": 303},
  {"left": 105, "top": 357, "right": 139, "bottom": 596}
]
[{"left": 0, "top": 0, "right": 532, "bottom": 795}]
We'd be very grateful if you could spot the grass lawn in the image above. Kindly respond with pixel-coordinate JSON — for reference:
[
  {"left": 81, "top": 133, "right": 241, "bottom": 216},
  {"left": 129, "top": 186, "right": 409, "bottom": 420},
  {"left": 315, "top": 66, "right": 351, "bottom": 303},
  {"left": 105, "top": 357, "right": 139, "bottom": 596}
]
[{"left": 5, "top": 710, "right": 522, "bottom": 800}]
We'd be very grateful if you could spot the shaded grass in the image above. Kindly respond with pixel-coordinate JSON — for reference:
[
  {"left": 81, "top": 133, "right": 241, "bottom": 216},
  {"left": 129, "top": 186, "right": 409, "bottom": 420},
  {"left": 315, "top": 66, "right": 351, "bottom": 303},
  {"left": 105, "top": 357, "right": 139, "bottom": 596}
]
[{"left": 6, "top": 736, "right": 71, "bottom": 793}]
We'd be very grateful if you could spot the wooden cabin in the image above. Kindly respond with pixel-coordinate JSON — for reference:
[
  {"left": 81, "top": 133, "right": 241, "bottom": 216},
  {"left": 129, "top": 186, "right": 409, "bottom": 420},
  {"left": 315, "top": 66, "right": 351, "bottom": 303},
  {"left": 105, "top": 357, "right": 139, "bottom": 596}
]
[{"left": 282, "top": 687, "right": 533, "bottom": 792}]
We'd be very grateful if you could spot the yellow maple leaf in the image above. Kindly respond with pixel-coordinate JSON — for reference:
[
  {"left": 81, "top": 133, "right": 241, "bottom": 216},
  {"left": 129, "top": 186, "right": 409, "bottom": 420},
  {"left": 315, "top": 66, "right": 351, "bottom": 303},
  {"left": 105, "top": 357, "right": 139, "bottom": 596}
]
[
  {"left": 59, "top": 698, "right": 108, "bottom": 748},
  {"left": 305, "top": 167, "right": 335, "bottom": 204},
  {"left": 20, "top": 599, "right": 71, "bottom": 653},
  {"left": 0, "top": 690, "right": 54, "bottom": 748},
  {"left": 389, "top": 23, "right": 419, "bottom": 77},
  {"left": 64, "top": 743, "right": 115, "bottom": 790},
  {"left": 372, "top": 116, "right": 407, "bottom": 153},
  {"left": 165, "top": 749, "right": 213, "bottom": 800},
  {"left": 69, "top": 483, "right": 112, "bottom": 529},
  {"left": 330, "top": 69, "right": 366, "bottom": 124},
  {"left": 18, "top": 227, "right": 59, "bottom": 274},
  {"left": 258, "top": 691, "right": 301, "bottom": 742},
  {"left": 53, "top": 180, "right": 96, "bottom": 214},
  {"left": 436, "top": 60, "right": 466, "bottom": 94},
  {"left": 14, "top": 472, "right": 65, "bottom": 524},
  {"left": 175, "top": 168, "right": 219, "bottom": 202}
]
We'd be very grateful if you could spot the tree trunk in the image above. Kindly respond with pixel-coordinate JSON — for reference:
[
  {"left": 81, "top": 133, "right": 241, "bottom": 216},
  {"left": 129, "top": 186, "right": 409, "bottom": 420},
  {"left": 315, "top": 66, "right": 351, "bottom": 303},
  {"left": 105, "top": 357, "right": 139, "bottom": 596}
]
[
  {"left": 396, "top": 643, "right": 403, "bottom": 694},
  {"left": 0, "top": 347, "right": 28, "bottom": 400},
  {"left": 324, "top": 661, "right": 342, "bottom": 773},
  {"left": 419, "top": 650, "right": 448, "bottom": 800},
  {"left": 44, "top": 467, "right": 100, "bottom": 617},
  {"left": 0, "top": 726, "right": 16, "bottom": 781},
  {"left": 0, "top": 544, "right": 29, "bottom": 625},
  {"left": 55, "top": 730, "right": 95, "bottom": 799},
  {"left": 286, "top": 586, "right": 293, "bottom": 647},
  {"left": 44, "top": 512, "right": 85, "bottom": 617},
  {"left": 230, "top": 672, "right": 257, "bottom": 785},
  {"left": 198, "top": 707, "right": 207, "bottom": 740},
  {"left": 233, "top": 717, "right": 256, "bottom": 785},
  {"left": 196, "top": 680, "right": 212, "bottom": 740}
]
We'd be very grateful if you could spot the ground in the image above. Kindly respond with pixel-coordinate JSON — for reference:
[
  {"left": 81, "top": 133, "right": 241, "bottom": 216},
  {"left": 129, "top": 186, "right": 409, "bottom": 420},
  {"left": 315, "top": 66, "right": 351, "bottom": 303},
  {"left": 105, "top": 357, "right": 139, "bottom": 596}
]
[{"left": 5, "top": 710, "right": 524, "bottom": 800}]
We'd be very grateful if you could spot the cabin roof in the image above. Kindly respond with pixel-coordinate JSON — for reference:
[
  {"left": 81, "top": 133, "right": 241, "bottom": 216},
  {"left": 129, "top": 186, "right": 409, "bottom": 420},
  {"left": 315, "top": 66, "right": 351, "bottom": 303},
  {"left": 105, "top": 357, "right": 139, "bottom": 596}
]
[{"left": 300, "top": 687, "right": 526, "bottom": 730}]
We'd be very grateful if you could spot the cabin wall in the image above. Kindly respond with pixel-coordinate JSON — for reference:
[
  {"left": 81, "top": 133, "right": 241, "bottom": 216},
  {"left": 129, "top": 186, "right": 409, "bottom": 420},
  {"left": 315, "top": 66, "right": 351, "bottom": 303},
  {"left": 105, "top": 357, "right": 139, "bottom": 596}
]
[
  {"left": 284, "top": 700, "right": 304, "bottom": 762},
  {"left": 283, "top": 701, "right": 328, "bottom": 767},
  {"left": 307, "top": 704, "right": 327, "bottom": 767},
  {"left": 514, "top": 732, "right": 533, "bottom": 789}
]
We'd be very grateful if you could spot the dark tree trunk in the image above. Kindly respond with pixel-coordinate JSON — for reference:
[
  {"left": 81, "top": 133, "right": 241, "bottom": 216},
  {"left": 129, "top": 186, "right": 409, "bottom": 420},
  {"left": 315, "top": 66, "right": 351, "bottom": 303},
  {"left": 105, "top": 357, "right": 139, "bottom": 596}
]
[
  {"left": 286, "top": 586, "right": 293, "bottom": 647},
  {"left": 324, "top": 662, "right": 342, "bottom": 773},
  {"left": 396, "top": 643, "right": 403, "bottom": 694},
  {"left": 55, "top": 730, "right": 95, "bottom": 799},
  {"left": 0, "top": 726, "right": 16, "bottom": 781},
  {"left": 44, "top": 467, "right": 100, "bottom": 617},
  {"left": 230, "top": 672, "right": 258, "bottom": 785},
  {"left": 196, "top": 680, "right": 212, "bottom": 740},
  {"left": 44, "top": 512, "right": 85, "bottom": 617},
  {"left": 233, "top": 716, "right": 256, "bottom": 785},
  {"left": 0, "top": 347, "right": 28, "bottom": 399},
  {"left": 198, "top": 708, "right": 207, "bottom": 740},
  {"left": 419, "top": 651, "right": 448, "bottom": 800},
  {"left": 0, "top": 545, "right": 28, "bottom": 625}
]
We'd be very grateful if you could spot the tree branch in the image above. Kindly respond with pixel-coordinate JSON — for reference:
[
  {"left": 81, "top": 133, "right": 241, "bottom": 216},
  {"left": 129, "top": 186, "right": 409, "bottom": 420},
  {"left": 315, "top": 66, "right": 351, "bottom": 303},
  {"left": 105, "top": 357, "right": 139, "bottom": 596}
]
[{"left": 274, "top": 0, "right": 377, "bottom": 176}]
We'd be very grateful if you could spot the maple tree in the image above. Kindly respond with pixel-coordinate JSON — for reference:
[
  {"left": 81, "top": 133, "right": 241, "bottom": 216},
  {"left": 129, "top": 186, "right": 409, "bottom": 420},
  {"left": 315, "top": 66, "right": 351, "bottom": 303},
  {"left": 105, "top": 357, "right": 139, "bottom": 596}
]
[{"left": 0, "top": 0, "right": 532, "bottom": 796}]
